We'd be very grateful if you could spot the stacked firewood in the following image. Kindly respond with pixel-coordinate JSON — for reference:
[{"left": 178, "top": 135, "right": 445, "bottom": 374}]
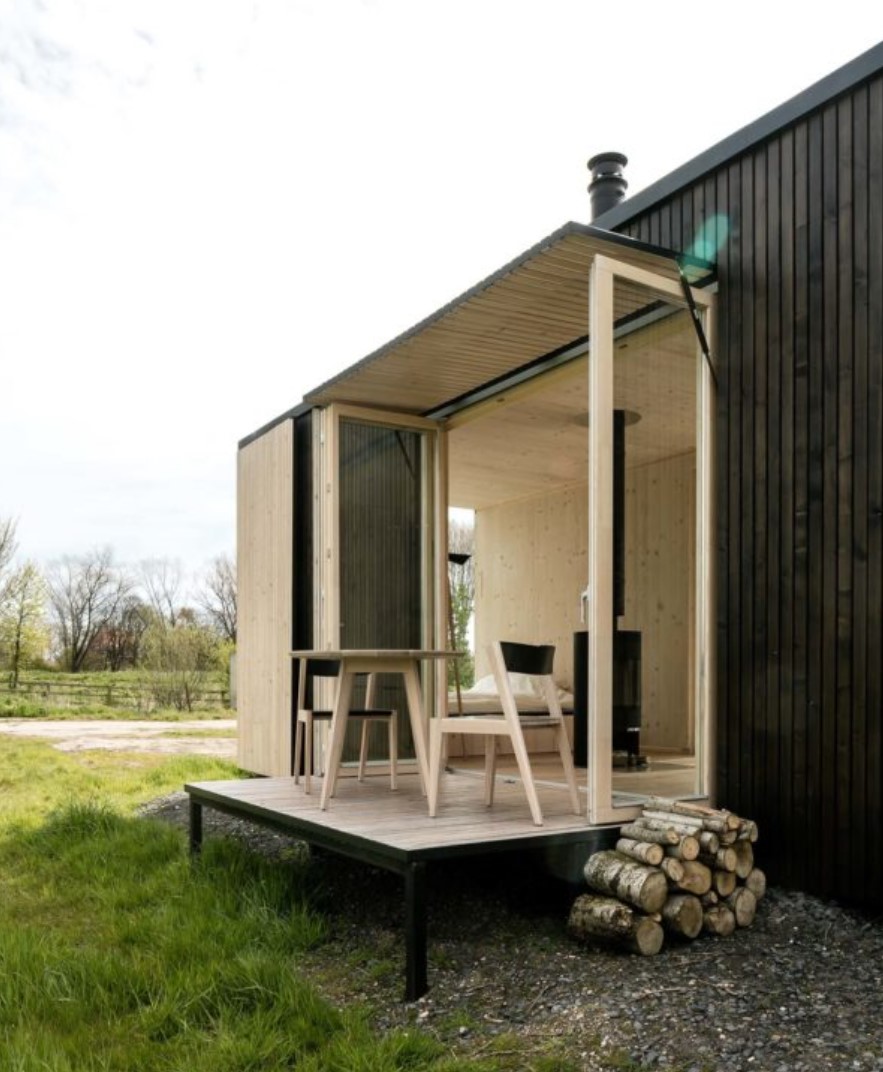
[{"left": 568, "top": 797, "right": 765, "bottom": 955}]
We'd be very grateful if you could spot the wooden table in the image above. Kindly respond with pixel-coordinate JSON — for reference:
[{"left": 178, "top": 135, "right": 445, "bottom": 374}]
[{"left": 290, "top": 649, "right": 456, "bottom": 811}]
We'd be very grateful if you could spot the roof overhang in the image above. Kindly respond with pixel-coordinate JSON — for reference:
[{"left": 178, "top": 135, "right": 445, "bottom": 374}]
[{"left": 303, "top": 222, "right": 714, "bottom": 417}]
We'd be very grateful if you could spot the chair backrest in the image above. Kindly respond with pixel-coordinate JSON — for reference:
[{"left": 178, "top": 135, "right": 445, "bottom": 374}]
[
  {"left": 498, "top": 641, "right": 555, "bottom": 677},
  {"left": 489, "top": 640, "right": 562, "bottom": 721},
  {"left": 295, "top": 657, "right": 378, "bottom": 710}
]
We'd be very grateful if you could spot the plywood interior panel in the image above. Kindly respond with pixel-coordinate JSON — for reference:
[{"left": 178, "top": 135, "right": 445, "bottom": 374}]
[
  {"left": 473, "top": 483, "right": 588, "bottom": 688},
  {"left": 621, "top": 452, "right": 696, "bottom": 751},
  {"left": 448, "top": 311, "right": 695, "bottom": 509},
  {"left": 471, "top": 455, "right": 695, "bottom": 754},
  {"left": 237, "top": 421, "right": 294, "bottom": 777}
]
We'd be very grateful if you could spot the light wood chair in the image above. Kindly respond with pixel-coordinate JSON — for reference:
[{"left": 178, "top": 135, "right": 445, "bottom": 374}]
[
  {"left": 293, "top": 657, "right": 398, "bottom": 793},
  {"left": 428, "top": 640, "right": 581, "bottom": 826}
]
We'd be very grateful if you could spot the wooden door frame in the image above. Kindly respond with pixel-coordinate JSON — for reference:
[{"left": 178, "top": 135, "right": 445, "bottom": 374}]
[
  {"left": 315, "top": 403, "right": 448, "bottom": 716},
  {"left": 587, "top": 255, "right": 716, "bottom": 823}
]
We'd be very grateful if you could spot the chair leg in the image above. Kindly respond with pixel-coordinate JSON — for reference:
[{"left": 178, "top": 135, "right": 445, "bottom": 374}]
[
  {"left": 358, "top": 720, "right": 370, "bottom": 782},
  {"left": 484, "top": 736, "right": 497, "bottom": 806},
  {"left": 556, "top": 723, "right": 582, "bottom": 815},
  {"left": 293, "top": 716, "right": 303, "bottom": 784},
  {"left": 509, "top": 726, "right": 544, "bottom": 826},
  {"left": 428, "top": 721, "right": 443, "bottom": 817},
  {"left": 303, "top": 715, "right": 314, "bottom": 794},
  {"left": 388, "top": 716, "right": 398, "bottom": 790}
]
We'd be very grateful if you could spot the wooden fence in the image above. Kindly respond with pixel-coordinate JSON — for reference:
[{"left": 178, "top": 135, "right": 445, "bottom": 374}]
[{"left": 0, "top": 678, "right": 230, "bottom": 712}]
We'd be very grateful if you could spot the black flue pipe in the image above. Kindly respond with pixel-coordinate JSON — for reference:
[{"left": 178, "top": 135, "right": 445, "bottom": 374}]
[{"left": 587, "top": 152, "right": 628, "bottom": 219}]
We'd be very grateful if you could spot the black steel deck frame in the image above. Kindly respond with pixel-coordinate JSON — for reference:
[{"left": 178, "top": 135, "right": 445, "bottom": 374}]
[{"left": 185, "top": 781, "right": 611, "bottom": 1001}]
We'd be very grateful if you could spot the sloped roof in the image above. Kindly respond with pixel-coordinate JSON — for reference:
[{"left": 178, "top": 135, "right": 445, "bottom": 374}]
[{"left": 302, "top": 222, "right": 712, "bottom": 415}]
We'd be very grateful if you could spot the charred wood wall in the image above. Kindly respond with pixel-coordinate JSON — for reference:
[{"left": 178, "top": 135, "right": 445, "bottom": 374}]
[{"left": 617, "top": 73, "right": 883, "bottom": 906}]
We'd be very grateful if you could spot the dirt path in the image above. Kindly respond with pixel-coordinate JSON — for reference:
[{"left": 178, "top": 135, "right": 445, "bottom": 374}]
[{"left": 0, "top": 718, "right": 237, "bottom": 758}]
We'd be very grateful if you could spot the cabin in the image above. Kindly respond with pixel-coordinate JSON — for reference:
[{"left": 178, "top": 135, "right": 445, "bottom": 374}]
[{"left": 194, "top": 41, "right": 883, "bottom": 978}]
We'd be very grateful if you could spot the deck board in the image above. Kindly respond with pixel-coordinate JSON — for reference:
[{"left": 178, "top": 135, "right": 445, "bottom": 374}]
[{"left": 187, "top": 770, "right": 594, "bottom": 857}]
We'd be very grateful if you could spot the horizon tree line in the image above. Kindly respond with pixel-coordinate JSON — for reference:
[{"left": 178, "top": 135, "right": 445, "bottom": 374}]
[{"left": 0, "top": 516, "right": 237, "bottom": 683}]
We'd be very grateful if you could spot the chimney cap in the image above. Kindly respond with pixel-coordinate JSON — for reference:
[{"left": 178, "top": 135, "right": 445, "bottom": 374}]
[
  {"left": 587, "top": 151, "right": 628, "bottom": 170},
  {"left": 587, "top": 152, "right": 628, "bottom": 220}
]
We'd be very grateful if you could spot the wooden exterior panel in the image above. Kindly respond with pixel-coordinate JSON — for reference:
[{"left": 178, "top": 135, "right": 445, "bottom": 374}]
[
  {"left": 236, "top": 420, "right": 294, "bottom": 777},
  {"left": 617, "top": 69, "right": 883, "bottom": 906}
]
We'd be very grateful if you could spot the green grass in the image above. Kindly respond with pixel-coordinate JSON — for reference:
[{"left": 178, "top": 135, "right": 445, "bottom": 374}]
[
  {"left": 0, "top": 696, "right": 232, "bottom": 721},
  {"left": 0, "top": 740, "right": 512, "bottom": 1071}
]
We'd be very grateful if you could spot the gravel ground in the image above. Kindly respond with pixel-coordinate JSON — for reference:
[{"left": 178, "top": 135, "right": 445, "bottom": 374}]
[
  {"left": 0, "top": 718, "right": 237, "bottom": 756},
  {"left": 141, "top": 792, "right": 883, "bottom": 1072}
]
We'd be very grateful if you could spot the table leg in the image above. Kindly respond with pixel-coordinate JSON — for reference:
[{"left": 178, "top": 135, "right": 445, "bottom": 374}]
[
  {"left": 189, "top": 797, "right": 203, "bottom": 857},
  {"left": 402, "top": 664, "right": 430, "bottom": 794},
  {"left": 404, "top": 861, "right": 428, "bottom": 1001},
  {"left": 320, "top": 669, "right": 355, "bottom": 810}
]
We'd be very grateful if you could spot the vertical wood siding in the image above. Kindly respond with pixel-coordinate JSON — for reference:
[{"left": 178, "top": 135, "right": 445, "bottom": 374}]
[
  {"left": 236, "top": 420, "right": 295, "bottom": 777},
  {"left": 620, "top": 73, "right": 883, "bottom": 906}
]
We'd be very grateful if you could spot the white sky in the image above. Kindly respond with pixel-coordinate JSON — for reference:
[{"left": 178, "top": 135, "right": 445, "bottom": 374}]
[{"left": 1, "top": 1, "right": 880, "bottom": 580}]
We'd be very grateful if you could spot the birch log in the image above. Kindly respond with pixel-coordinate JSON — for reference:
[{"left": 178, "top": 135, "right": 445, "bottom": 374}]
[
  {"left": 703, "top": 905, "right": 737, "bottom": 936},
  {"left": 725, "top": 887, "right": 758, "bottom": 927},
  {"left": 583, "top": 851, "right": 669, "bottom": 914},
  {"left": 744, "top": 868, "right": 767, "bottom": 900},
  {"left": 676, "top": 860, "right": 713, "bottom": 896},
  {"left": 619, "top": 822, "right": 679, "bottom": 846},
  {"left": 661, "top": 893, "right": 703, "bottom": 938},
  {"left": 641, "top": 809, "right": 704, "bottom": 831},
  {"left": 568, "top": 894, "right": 664, "bottom": 955},
  {"left": 699, "top": 847, "right": 737, "bottom": 872},
  {"left": 659, "top": 856, "right": 685, "bottom": 884},
  {"left": 712, "top": 869, "right": 737, "bottom": 898},
  {"left": 616, "top": 837, "right": 664, "bottom": 866},
  {"left": 645, "top": 798, "right": 741, "bottom": 830},
  {"left": 698, "top": 830, "right": 721, "bottom": 855},
  {"left": 733, "top": 839, "right": 754, "bottom": 879},
  {"left": 664, "top": 835, "right": 700, "bottom": 861}
]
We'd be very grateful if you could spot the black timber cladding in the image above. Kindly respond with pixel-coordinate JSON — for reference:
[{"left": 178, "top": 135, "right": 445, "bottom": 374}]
[{"left": 608, "top": 54, "right": 883, "bottom": 906}]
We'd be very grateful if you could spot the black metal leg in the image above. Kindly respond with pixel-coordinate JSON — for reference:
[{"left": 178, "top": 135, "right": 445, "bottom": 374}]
[
  {"left": 189, "top": 797, "right": 203, "bottom": 857},
  {"left": 404, "top": 861, "right": 428, "bottom": 1001}
]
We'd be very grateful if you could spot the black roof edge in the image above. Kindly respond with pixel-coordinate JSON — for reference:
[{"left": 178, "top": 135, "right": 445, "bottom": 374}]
[
  {"left": 595, "top": 39, "right": 883, "bottom": 231},
  {"left": 239, "top": 401, "right": 312, "bottom": 451},
  {"left": 302, "top": 221, "right": 714, "bottom": 405}
]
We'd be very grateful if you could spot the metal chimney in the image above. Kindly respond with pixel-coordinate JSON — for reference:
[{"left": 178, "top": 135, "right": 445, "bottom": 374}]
[{"left": 587, "top": 152, "right": 628, "bottom": 219}]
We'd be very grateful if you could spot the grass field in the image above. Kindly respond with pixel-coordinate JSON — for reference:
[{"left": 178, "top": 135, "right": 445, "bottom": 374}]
[{"left": 0, "top": 739, "right": 576, "bottom": 1071}]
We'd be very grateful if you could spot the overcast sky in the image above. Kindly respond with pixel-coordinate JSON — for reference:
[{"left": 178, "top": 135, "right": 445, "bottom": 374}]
[{"left": 1, "top": 1, "right": 880, "bottom": 582}]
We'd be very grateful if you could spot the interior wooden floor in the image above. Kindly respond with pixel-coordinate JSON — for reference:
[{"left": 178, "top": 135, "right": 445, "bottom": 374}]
[{"left": 450, "top": 750, "right": 699, "bottom": 804}]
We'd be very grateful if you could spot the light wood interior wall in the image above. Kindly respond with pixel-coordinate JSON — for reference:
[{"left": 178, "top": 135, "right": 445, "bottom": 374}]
[
  {"left": 620, "top": 451, "right": 696, "bottom": 751},
  {"left": 471, "top": 452, "right": 695, "bottom": 753},
  {"left": 474, "top": 483, "right": 588, "bottom": 687},
  {"left": 237, "top": 421, "right": 294, "bottom": 777}
]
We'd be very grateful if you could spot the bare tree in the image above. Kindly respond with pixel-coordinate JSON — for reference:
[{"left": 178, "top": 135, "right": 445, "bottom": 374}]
[
  {"left": 47, "top": 548, "right": 131, "bottom": 672},
  {"left": 99, "top": 596, "right": 150, "bottom": 671},
  {"left": 195, "top": 554, "right": 237, "bottom": 643},
  {"left": 138, "top": 558, "right": 185, "bottom": 629}
]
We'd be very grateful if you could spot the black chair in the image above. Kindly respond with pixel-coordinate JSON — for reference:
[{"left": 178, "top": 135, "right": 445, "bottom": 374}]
[{"left": 293, "top": 657, "right": 398, "bottom": 793}]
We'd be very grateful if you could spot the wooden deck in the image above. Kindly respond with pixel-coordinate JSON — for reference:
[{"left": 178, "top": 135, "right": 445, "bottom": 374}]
[
  {"left": 186, "top": 755, "right": 696, "bottom": 999},
  {"left": 185, "top": 767, "right": 615, "bottom": 1001}
]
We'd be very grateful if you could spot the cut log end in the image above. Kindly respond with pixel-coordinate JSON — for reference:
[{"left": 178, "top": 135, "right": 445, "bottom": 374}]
[
  {"left": 662, "top": 893, "right": 703, "bottom": 939},
  {"left": 568, "top": 894, "right": 664, "bottom": 956}
]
